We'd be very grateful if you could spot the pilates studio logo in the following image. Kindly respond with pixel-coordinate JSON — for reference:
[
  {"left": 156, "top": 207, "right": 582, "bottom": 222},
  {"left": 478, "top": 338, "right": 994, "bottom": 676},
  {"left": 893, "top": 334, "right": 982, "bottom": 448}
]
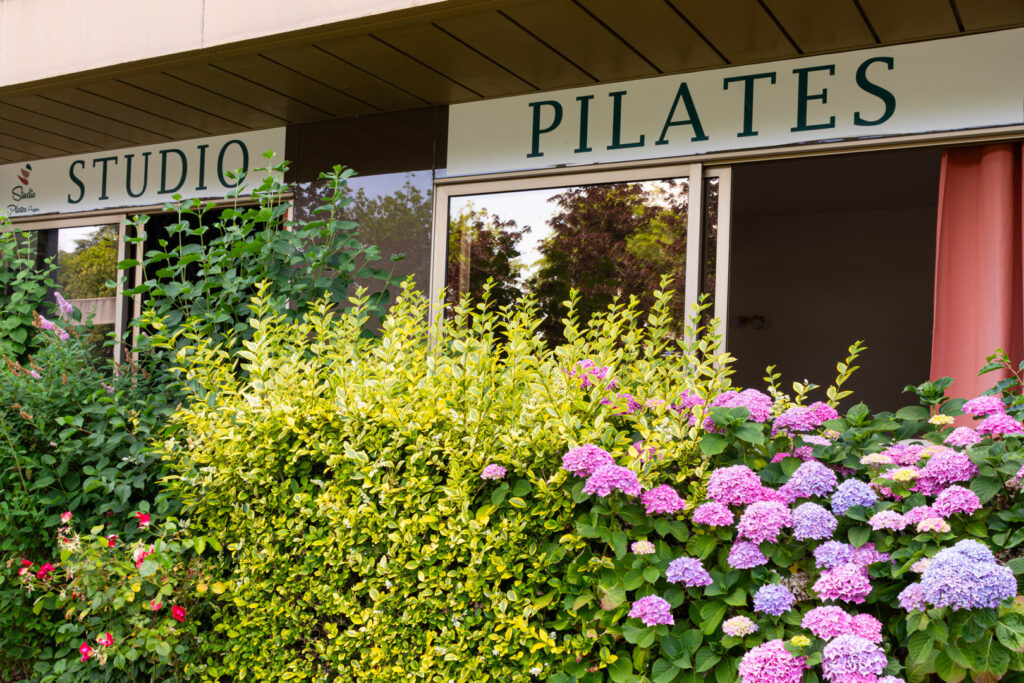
[{"left": 7, "top": 163, "right": 40, "bottom": 215}]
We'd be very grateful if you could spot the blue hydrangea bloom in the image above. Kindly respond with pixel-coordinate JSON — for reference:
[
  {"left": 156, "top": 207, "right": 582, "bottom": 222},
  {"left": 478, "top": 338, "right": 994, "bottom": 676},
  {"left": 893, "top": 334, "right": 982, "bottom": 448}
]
[
  {"left": 830, "top": 480, "right": 878, "bottom": 516},
  {"left": 787, "top": 461, "right": 838, "bottom": 498},
  {"left": 792, "top": 502, "right": 838, "bottom": 540},
  {"left": 665, "top": 557, "right": 712, "bottom": 587},
  {"left": 753, "top": 584, "right": 796, "bottom": 616},
  {"left": 921, "top": 541, "right": 1015, "bottom": 610},
  {"left": 814, "top": 541, "right": 855, "bottom": 570}
]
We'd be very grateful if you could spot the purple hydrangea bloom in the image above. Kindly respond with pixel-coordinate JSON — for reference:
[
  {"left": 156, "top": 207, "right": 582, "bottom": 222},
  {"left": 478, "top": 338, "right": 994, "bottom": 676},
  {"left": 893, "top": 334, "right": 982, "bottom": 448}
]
[
  {"left": 822, "top": 634, "right": 887, "bottom": 683},
  {"left": 977, "top": 413, "right": 1024, "bottom": 437},
  {"left": 480, "top": 464, "right": 506, "bottom": 480},
  {"left": 582, "top": 464, "right": 641, "bottom": 497},
  {"left": 771, "top": 401, "right": 836, "bottom": 436},
  {"left": 802, "top": 605, "right": 853, "bottom": 639},
  {"left": 850, "top": 542, "right": 890, "bottom": 568},
  {"left": 666, "top": 557, "right": 712, "bottom": 587},
  {"left": 641, "top": 484, "right": 686, "bottom": 515},
  {"left": 850, "top": 613, "right": 883, "bottom": 643},
  {"left": 814, "top": 541, "right": 855, "bottom": 570},
  {"left": 882, "top": 443, "right": 924, "bottom": 466},
  {"left": 962, "top": 395, "right": 1006, "bottom": 417},
  {"left": 601, "top": 392, "right": 643, "bottom": 415},
  {"left": 709, "top": 389, "right": 773, "bottom": 423},
  {"left": 801, "top": 435, "right": 832, "bottom": 447},
  {"left": 728, "top": 541, "right": 768, "bottom": 569},
  {"left": 830, "top": 480, "right": 878, "bottom": 516},
  {"left": 898, "top": 582, "right": 928, "bottom": 612},
  {"left": 903, "top": 505, "right": 938, "bottom": 524},
  {"left": 753, "top": 584, "right": 795, "bottom": 616},
  {"left": 792, "top": 502, "right": 838, "bottom": 540},
  {"left": 707, "top": 465, "right": 764, "bottom": 506},
  {"left": 945, "top": 427, "right": 982, "bottom": 448},
  {"left": 868, "top": 510, "right": 907, "bottom": 531},
  {"left": 567, "top": 360, "right": 616, "bottom": 389},
  {"left": 561, "top": 444, "right": 614, "bottom": 477},
  {"left": 691, "top": 501, "right": 734, "bottom": 526},
  {"left": 628, "top": 595, "right": 674, "bottom": 626},
  {"left": 722, "top": 615, "right": 759, "bottom": 637},
  {"left": 737, "top": 501, "right": 792, "bottom": 543},
  {"left": 916, "top": 448, "right": 978, "bottom": 495},
  {"left": 814, "top": 563, "right": 872, "bottom": 604},
  {"left": 921, "top": 541, "right": 1016, "bottom": 610},
  {"left": 787, "top": 461, "right": 838, "bottom": 498},
  {"left": 738, "top": 640, "right": 805, "bottom": 683},
  {"left": 932, "top": 485, "right": 981, "bottom": 516}
]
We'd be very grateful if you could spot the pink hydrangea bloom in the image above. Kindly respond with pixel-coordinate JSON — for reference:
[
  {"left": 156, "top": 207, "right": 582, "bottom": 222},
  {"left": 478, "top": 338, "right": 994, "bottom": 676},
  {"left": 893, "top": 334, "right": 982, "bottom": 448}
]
[
  {"left": 561, "top": 444, "right": 614, "bottom": 477},
  {"left": 945, "top": 427, "right": 982, "bottom": 448},
  {"left": 723, "top": 616, "right": 758, "bottom": 637},
  {"left": 915, "top": 449, "right": 978, "bottom": 495},
  {"left": 691, "top": 501, "right": 734, "bottom": 526},
  {"left": 933, "top": 485, "right": 981, "bottom": 516},
  {"left": 728, "top": 541, "right": 768, "bottom": 569},
  {"left": 801, "top": 605, "right": 853, "bottom": 639},
  {"left": 480, "top": 464, "right": 506, "bottom": 480},
  {"left": 976, "top": 413, "right": 1024, "bottom": 437},
  {"left": 868, "top": 510, "right": 907, "bottom": 531},
  {"left": 708, "top": 389, "right": 773, "bottom": 423},
  {"left": 567, "top": 359, "right": 616, "bottom": 389},
  {"left": 583, "top": 464, "right": 641, "bottom": 497},
  {"left": 962, "top": 395, "right": 1005, "bottom": 417},
  {"left": 631, "top": 540, "right": 656, "bottom": 555},
  {"left": 850, "top": 543, "right": 889, "bottom": 567},
  {"left": 641, "top": 484, "right": 686, "bottom": 515},
  {"left": 707, "top": 465, "right": 764, "bottom": 506},
  {"left": 850, "top": 613, "right": 883, "bottom": 642},
  {"left": 628, "top": 595, "right": 674, "bottom": 626},
  {"left": 904, "top": 506, "right": 938, "bottom": 524},
  {"left": 738, "top": 640, "right": 805, "bottom": 683},
  {"left": 771, "top": 400, "right": 836, "bottom": 436},
  {"left": 881, "top": 443, "right": 924, "bottom": 466},
  {"left": 916, "top": 517, "right": 951, "bottom": 533},
  {"left": 737, "top": 501, "right": 792, "bottom": 543},
  {"left": 672, "top": 389, "right": 706, "bottom": 413},
  {"left": 911, "top": 558, "right": 932, "bottom": 573},
  {"left": 814, "top": 563, "right": 872, "bottom": 603}
]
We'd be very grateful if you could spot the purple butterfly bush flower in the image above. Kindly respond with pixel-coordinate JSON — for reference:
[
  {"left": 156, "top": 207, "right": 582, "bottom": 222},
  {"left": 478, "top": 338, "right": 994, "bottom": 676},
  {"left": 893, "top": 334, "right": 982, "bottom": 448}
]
[
  {"left": 583, "top": 464, "right": 641, "bottom": 497},
  {"left": 641, "top": 484, "right": 686, "bottom": 515},
  {"left": 561, "top": 444, "right": 614, "bottom": 477},
  {"left": 54, "top": 292, "right": 74, "bottom": 319},
  {"left": 628, "top": 595, "right": 674, "bottom": 626},
  {"left": 753, "top": 584, "right": 795, "bottom": 616},
  {"left": 665, "top": 557, "right": 712, "bottom": 587}
]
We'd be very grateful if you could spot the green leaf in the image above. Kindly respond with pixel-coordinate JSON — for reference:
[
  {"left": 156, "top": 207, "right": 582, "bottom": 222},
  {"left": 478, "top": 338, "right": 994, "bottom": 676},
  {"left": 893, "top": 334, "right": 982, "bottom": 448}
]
[
  {"left": 694, "top": 646, "right": 720, "bottom": 673},
  {"left": 700, "top": 434, "right": 728, "bottom": 456},
  {"left": 848, "top": 526, "right": 871, "bottom": 548},
  {"left": 908, "top": 631, "right": 933, "bottom": 664},
  {"left": 608, "top": 653, "right": 633, "bottom": 682},
  {"left": 652, "top": 658, "right": 679, "bottom": 683},
  {"left": 686, "top": 534, "right": 717, "bottom": 560},
  {"left": 895, "top": 405, "right": 930, "bottom": 421},
  {"left": 734, "top": 423, "right": 765, "bottom": 445}
]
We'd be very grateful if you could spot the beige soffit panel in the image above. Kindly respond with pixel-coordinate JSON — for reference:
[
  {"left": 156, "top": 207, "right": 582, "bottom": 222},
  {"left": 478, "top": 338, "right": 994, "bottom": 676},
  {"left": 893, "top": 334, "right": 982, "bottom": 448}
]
[
  {"left": 436, "top": 11, "right": 594, "bottom": 90},
  {"left": 955, "top": 0, "right": 1024, "bottom": 30},
  {"left": 857, "top": 0, "right": 960, "bottom": 42},
  {"left": 372, "top": 23, "right": 536, "bottom": 98},
  {"left": 500, "top": 0, "right": 658, "bottom": 82},
  {"left": 670, "top": 0, "right": 798, "bottom": 63},
  {"left": 578, "top": 0, "right": 726, "bottom": 73},
  {"left": 762, "top": 0, "right": 877, "bottom": 53},
  {"left": 0, "top": 0, "right": 204, "bottom": 88},
  {"left": 260, "top": 44, "right": 428, "bottom": 111},
  {"left": 316, "top": 34, "right": 478, "bottom": 103}
]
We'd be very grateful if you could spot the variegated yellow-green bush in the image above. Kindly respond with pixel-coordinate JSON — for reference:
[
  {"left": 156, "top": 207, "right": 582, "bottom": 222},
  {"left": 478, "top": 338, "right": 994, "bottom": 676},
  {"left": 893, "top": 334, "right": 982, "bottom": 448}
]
[{"left": 160, "top": 281, "right": 732, "bottom": 681}]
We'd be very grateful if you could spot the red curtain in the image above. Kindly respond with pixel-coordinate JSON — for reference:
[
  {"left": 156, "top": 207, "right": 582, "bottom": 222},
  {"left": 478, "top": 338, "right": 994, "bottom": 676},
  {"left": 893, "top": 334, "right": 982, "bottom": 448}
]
[{"left": 931, "top": 143, "right": 1024, "bottom": 399}]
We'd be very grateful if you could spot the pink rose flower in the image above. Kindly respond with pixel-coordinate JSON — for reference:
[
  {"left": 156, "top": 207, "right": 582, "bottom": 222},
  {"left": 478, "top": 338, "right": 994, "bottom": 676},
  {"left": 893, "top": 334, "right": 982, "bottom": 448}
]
[
  {"left": 135, "top": 512, "right": 151, "bottom": 528},
  {"left": 172, "top": 605, "right": 186, "bottom": 622},
  {"left": 79, "top": 642, "right": 93, "bottom": 662},
  {"left": 60, "top": 511, "right": 72, "bottom": 523},
  {"left": 150, "top": 598, "right": 163, "bottom": 611},
  {"left": 97, "top": 632, "right": 114, "bottom": 647}
]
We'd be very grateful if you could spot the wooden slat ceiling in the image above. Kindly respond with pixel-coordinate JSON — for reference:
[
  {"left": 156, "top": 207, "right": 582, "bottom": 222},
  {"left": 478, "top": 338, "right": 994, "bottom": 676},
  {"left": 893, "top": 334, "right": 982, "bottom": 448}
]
[{"left": 1, "top": 0, "right": 1023, "bottom": 164}]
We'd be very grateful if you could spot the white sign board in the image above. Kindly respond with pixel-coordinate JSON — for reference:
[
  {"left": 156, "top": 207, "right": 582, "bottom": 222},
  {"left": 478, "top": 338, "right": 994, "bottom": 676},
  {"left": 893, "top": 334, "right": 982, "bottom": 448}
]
[
  {"left": 2, "top": 128, "right": 285, "bottom": 218},
  {"left": 448, "top": 29, "right": 1024, "bottom": 176}
]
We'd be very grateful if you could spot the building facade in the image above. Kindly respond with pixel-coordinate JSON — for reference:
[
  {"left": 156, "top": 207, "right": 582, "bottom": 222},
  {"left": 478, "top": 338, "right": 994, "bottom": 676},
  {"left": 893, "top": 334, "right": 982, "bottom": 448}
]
[{"left": 2, "top": 0, "right": 1023, "bottom": 407}]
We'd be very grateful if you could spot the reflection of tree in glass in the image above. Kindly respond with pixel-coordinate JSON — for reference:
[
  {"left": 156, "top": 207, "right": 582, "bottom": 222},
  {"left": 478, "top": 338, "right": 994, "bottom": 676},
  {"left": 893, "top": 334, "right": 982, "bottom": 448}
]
[
  {"left": 55, "top": 225, "right": 118, "bottom": 299},
  {"left": 527, "top": 181, "right": 688, "bottom": 344},
  {"left": 345, "top": 178, "right": 432, "bottom": 289},
  {"left": 445, "top": 205, "right": 529, "bottom": 315}
]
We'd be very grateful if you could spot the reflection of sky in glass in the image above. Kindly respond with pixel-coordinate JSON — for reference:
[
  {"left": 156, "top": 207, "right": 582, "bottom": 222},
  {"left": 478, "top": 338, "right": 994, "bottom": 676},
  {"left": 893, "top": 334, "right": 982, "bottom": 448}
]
[
  {"left": 345, "top": 170, "right": 432, "bottom": 199},
  {"left": 449, "top": 179, "right": 688, "bottom": 277},
  {"left": 57, "top": 226, "right": 107, "bottom": 253}
]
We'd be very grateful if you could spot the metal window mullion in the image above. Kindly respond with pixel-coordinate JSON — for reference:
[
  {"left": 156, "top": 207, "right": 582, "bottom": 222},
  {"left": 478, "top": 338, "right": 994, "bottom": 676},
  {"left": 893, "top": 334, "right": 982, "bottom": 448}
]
[
  {"left": 712, "top": 167, "right": 733, "bottom": 352},
  {"left": 683, "top": 163, "right": 703, "bottom": 328}
]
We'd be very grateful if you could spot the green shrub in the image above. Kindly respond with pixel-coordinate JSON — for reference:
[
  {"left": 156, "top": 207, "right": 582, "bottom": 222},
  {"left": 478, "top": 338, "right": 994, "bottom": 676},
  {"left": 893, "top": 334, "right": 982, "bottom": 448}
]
[
  {"left": 160, "top": 280, "right": 731, "bottom": 681},
  {"left": 0, "top": 226, "right": 54, "bottom": 359}
]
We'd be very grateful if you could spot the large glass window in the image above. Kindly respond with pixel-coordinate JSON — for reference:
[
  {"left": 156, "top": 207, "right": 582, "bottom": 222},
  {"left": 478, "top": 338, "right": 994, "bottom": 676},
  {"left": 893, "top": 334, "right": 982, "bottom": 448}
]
[{"left": 48, "top": 224, "right": 120, "bottom": 357}]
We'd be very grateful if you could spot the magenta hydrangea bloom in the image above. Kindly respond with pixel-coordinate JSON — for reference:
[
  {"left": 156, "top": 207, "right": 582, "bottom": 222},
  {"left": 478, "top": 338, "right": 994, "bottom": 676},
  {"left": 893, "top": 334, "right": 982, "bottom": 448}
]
[
  {"left": 962, "top": 395, "right": 1005, "bottom": 417},
  {"left": 628, "top": 595, "right": 674, "bottom": 626},
  {"left": 915, "top": 449, "right": 978, "bottom": 495},
  {"left": 729, "top": 541, "right": 768, "bottom": 569},
  {"left": 737, "top": 501, "right": 792, "bottom": 543},
  {"left": 561, "top": 444, "right": 614, "bottom": 477},
  {"left": 641, "top": 484, "right": 686, "bottom": 515},
  {"left": 583, "top": 464, "right": 641, "bottom": 497},
  {"left": 814, "top": 563, "right": 872, "bottom": 604},
  {"left": 868, "top": 510, "right": 907, "bottom": 531},
  {"left": 898, "top": 582, "right": 928, "bottom": 612},
  {"left": 903, "top": 505, "right": 938, "bottom": 524},
  {"left": 787, "top": 461, "right": 839, "bottom": 498},
  {"left": 850, "top": 542, "right": 890, "bottom": 568},
  {"left": 631, "top": 540, "right": 655, "bottom": 556},
  {"left": 691, "top": 501, "right": 734, "bottom": 526},
  {"left": 882, "top": 443, "right": 925, "bottom": 466},
  {"left": 707, "top": 465, "right": 764, "bottom": 506},
  {"left": 878, "top": 677, "right": 906, "bottom": 683},
  {"left": 753, "top": 584, "right": 795, "bottom": 616},
  {"left": 822, "top": 634, "right": 887, "bottom": 683},
  {"left": 480, "top": 464, "right": 506, "bottom": 480},
  {"left": 666, "top": 557, "right": 712, "bottom": 587},
  {"left": 792, "top": 502, "right": 837, "bottom": 540},
  {"left": 802, "top": 606, "right": 853, "bottom": 639},
  {"left": 849, "top": 613, "right": 883, "bottom": 643},
  {"left": 671, "top": 389, "right": 705, "bottom": 413},
  {"left": 932, "top": 485, "right": 981, "bottom": 516},
  {"left": 723, "top": 615, "right": 759, "bottom": 637},
  {"left": 709, "top": 389, "right": 773, "bottom": 423},
  {"left": 977, "top": 413, "right": 1024, "bottom": 437},
  {"left": 738, "top": 640, "right": 805, "bottom": 683},
  {"left": 567, "top": 359, "right": 616, "bottom": 389},
  {"left": 945, "top": 427, "right": 982, "bottom": 448}
]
